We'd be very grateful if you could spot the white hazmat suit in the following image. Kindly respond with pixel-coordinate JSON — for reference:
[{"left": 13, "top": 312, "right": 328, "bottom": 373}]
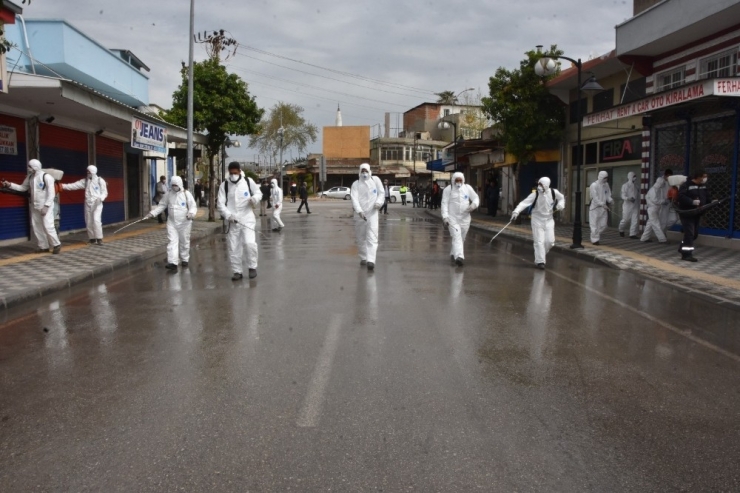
[
  {"left": 6, "top": 159, "right": 61, "bottom": 252},
  {"left": 149, "top": 176, "right": 197, "bottom": 266},
  {"left": 270, "top": 178, "right": 285, "bottom": 231},
  {"left": 618, "top": 171, "right": 640, "bottom": 238},
  {"left": 588, "top": 170, "right": 612, "bottom": 244},
  {"left": 62, "top": 165, "right": 108, "bottom": 242},
  {"left": 640, "top": 175, "right": 670, "bottom": 243},
  {"left": 350, "top": 163, "right": 385, "bottom": 267},
  {"left": 217, "top": 172, "right": 262, "bottom": 275},
  {"left": 441, "top": 172, "right": 480, "bottom": 264},
  {"left": 513, "top": 177, "right": 565, "bottom": 267}
]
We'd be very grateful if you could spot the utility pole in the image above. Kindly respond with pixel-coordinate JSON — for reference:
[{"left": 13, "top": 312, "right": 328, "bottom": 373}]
[{"left": 186, "top": 0, "right": 194, "bottom": 192}]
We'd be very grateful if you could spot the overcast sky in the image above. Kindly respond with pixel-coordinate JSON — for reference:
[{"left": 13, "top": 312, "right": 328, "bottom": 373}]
[{"left": 25, "top": 0, "right": 633, "bottom": 161}]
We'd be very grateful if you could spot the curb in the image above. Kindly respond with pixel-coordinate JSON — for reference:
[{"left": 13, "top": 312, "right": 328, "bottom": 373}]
[
  {"left": 0, "top": 224, "right": 222, "bottom": 312},
  {"left": 424, "top": 210, "right": 616, "bottom": 269}
]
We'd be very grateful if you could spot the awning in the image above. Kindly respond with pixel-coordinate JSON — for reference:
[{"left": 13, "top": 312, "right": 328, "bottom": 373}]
[
  {"left": 426, "top": 159, "right": 448, "bottom": 172},
  {"left": 583, "top": 77, "right": 740, "bottom": 127}
]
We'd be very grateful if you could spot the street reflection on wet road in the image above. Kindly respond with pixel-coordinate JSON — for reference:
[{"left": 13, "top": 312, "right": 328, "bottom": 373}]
[{"left": 1, "top": 201, "right": 738, "bottom": 492}]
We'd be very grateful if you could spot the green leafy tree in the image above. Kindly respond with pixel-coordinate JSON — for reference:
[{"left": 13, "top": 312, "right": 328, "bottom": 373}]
[
  {"left": 249, "top": 102, "right": 318, "bottom": 171},
  {"left": 482, "top": 45, "right": 565, "bottom": 210},
  {"left": 435, "top": 90, "right": 457, "bottom": 104},
  {"left": 164, "top": 58, "right": 263, "bottom": 220}
]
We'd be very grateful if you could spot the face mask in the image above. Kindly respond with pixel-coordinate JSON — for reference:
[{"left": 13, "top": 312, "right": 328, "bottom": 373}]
[
  {"left": 361, "top": 172, "right": 369, "bottom": 179},
  {"left": 702, "top": 177, "right": 708, "bottom": 184},
  {"left": 455, "top": 182, "right": 462, "bottom": 188},
  {"left": 537, "top": 185, "right": 544, "bottom": 193},
  {"left": 229, "top": 174, "right": 240, "bottom": 183},
  {"left": 87, "top": 174, "right": 93, "bottom": 179},
  {"left": 270, "top": 184, "right": 275, "bottom": 188},
  {"left": 171, "top": 185, "right": 180, "bottom": 192}
]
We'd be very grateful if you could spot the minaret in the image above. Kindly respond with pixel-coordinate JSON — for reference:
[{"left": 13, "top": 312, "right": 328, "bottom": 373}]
[{"left": 335, "top": 104, "right": 343, "bottom": 127}]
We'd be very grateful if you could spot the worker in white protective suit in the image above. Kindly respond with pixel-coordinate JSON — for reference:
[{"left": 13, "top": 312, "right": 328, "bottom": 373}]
[
  {"left": 62, "top": 165, "right": 108, "bottom": 244},
  {"left": 512, "top": 177, "right": 565, "bottom": 269},
  {"left": 640, "top": 169, "right": 673, "bottom": 243},
  {"left": 588, "top": 170, "right": 613, "bottom": 245},
  {"left": 441, "top": 172, "right": 480, "bottom": 266},
  {"left": 146, "top": 176, "right": 197, "bottom": 272},
  {"left": 350, "top": 163, "right": 385, "bottom": 271},
  {"left": 2, "top": 159, "right": 62, "bottom": 254},
  {"left": 217, "top": 162, "right": 262, "bottom": 280},
  {"left": 618, "top": 172, "right": 640, "bottom": 239},
  {"left": 270, "top": 178, "right": 285, "bottom": 232}
]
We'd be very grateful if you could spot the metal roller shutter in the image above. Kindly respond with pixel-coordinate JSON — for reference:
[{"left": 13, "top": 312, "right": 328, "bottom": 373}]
[
  {"left": 95, "top": 136, "right": 125, "bottom": 224},
  {"left": 0, "top": 114, "right": 30, "bottom": 241}
]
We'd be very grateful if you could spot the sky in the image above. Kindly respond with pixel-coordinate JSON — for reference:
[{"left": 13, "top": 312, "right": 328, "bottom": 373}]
[{"left": 20, "top": 0, "right": 634, "bottom": 161}]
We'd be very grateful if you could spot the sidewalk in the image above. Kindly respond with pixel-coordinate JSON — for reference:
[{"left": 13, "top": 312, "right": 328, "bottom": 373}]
[
  {"left": 426, "top": 209, "right": 740, "bottom": 307},
  {"left": 0, "top": 211, "right": 220, "bottom": 310}
]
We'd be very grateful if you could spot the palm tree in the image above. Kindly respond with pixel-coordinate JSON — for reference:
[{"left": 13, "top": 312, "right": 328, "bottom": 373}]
[{"left": 435, "top": 90, "right": 458, "bottom": 105}]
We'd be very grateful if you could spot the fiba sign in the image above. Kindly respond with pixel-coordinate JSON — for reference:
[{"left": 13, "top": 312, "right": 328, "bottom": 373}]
[{"left": 131, "top": 118, "right": 167, "bottom": 153}]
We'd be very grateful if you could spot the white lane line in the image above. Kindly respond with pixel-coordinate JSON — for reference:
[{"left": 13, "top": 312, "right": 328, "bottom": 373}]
[
  {"left": 296, "top": 314, "right": 342, "bottom": 427},
  {"left": 495, "top": 245, "right": 740, "bottom": 364}
]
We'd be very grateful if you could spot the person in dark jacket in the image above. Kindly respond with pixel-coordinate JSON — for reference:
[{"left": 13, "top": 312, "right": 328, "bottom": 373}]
[
  {"left": 297, "top": 182, "right": 311, "bottom": 213},
  {"left": 677, "top": 169, "right": 713, "bottom": 262},
  {"left": 485, "top": 179, "right": 500, "bottom": 216},
  {"left": 290, "top": 182, "right": 298, "bottom": 203},
  {"left": 259, "top": 180, "right": 270, "bottom": 216},
  {"left": 431, "top": 183, "right": 441, "bottom": 210}
]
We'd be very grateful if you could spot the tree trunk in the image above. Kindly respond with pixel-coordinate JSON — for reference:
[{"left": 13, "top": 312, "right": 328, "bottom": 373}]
[{"left": 208, "top": 153, "right": 217, "bottom": 222}]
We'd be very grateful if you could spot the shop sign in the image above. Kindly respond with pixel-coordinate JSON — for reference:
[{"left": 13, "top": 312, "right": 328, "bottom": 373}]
[
  {"left": 131, "top": 117, "right": 167, "bottom": 153},
  {"left": 600, "top": 135, "right": 642, "bottom": 162},
  {"left": 0, "top": 125, "right": 17, "bottom": 155}
]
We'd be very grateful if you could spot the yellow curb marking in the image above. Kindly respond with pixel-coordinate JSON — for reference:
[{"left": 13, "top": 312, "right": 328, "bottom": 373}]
[{"left": 0, "top": 224, "right": 165, "bottom": 268}]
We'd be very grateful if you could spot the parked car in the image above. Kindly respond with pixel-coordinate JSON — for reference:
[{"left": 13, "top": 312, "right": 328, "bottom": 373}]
[
  {"left": 389, "top": 186, "right": 412, "bottom": 203},
  {"left": 319, "top": 186, "right": 351, "bottom": 200}
]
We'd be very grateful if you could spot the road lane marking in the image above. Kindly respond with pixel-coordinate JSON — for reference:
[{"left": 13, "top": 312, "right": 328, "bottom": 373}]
[
  {"left": 296, "top": 314, "right": 342, "bottom": 428},
  {"left": 497, "top": 246, "right": 740, "bottom": 363}
]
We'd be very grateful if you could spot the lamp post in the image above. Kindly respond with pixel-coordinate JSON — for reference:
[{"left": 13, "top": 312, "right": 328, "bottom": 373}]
[
  {"left": 186, "top": 0, "right": 195, "bottom": 192},
  {"left": 534, "top": 49, "right": 603, "bottom": 249},
  {"left": 455, "top": 87, "right": 475, "bottom": 102},
  {"left": 437, "top": 120, "right": 458, "bottom": 172},
  {"left": 277, "top": 126, "right": 285, "bottom": 189},
  {"left": 222, "top": 138, "right": 241, "bottom": 181}
]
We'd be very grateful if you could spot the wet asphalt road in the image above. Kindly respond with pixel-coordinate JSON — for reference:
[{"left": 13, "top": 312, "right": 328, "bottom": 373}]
[{"left": 1, "top": 200, "right": 739, "bottom": 492}]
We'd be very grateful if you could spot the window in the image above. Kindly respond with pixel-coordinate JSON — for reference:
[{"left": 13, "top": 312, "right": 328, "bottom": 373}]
[
  {"left": 656, "top": 66, "right": 685, "bottom": 91},
  {"left": 569, "top": 97, "right": 587, "bottom": 124},
  {"left": 592, "top": 88, "right": 614, "bottom": 112},
  {"left": 444, "top": 109, "right": 450, "bottom": 117},
  {"left": 619, "top": 77, "right": 647, "bottom": 104},
  {"left": 700, "top": 49, "right": 738, "bottom": 79},
  {"left": 381, "top": 146, "right": 403, "bottom": 161}
]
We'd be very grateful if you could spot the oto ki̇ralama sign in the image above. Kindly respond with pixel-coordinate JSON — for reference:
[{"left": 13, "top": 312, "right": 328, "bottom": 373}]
[{"left": 583, "top": 78, "right": 740, "bottom": 127}]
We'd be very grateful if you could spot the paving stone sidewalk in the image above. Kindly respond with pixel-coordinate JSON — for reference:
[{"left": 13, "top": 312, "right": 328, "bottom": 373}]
[
  {"left": 427, "top": 209, "right": 740, "bottom": 307},
  {"left": 0, "top": 217, "right": 221, "bottom": 310}
]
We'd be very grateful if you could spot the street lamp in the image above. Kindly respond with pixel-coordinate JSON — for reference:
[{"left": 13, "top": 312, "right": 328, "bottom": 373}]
[
  {"left": 534, "top": 48, "right": 603, "bottom": 249},
  {"left": 455, "top": 87, "right": 475, "bottom": 102},
  {"left": 437, "top": 120, "right": 458, "bottom": 172},
  {"left": 277, "top": 126, "right": 285, "bottom": 189},
  {"left": 221, "top": 138, "right": 241, "bottom": 182}
]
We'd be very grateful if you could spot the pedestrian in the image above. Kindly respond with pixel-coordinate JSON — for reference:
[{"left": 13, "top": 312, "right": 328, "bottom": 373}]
[
  {"left": 618, "top": 172, "right": 640, "bottom": 239},
  {"left": 217, "top": 162, "right": 262, "bottom": 280},
  {"left": 441, "top": 172, "right": 479, "bottom": 266},
  {"left": 677, "top": 169, "right": 714, "bottom": 262},
  {"left": 2, "top": 159, "right": 62, "bottom": 254},
  {"left": 641, "top": 169, "right": 672, "bottom": 243},
  {"left": 400, "top": 183, "right": 408, "bottom": 205},
  {"left": 296, "top": 182, "right": 311, "bottom": 213},
  {"left": 431, "top": 182, "right": 441, "bottom": 210},
  {"left": 588, "top": 170, "right": 613, "bottom": 245},
  {"left": 486, "top": 178, "right": 500, "bottom": 216},
  {"left": 194, "top": 179, "right": 203, "bottom": 206},
  {"left": 379, "top": 179, "right": 390, "bottom": 214},
  {"left": 260, "top": 180, "right": 270, "bottom": 216},
  {"left": 145, "top": 176, "right": 197, "bottom": 272},
  {"left": 270, "top": 178, "right": 285, "bottom": 232},
  {"left": 424, "top": 184, "right": 431, "bottom": 208},
  {"left": 61, "top": 165, "right": 108, "bottom": 245},
  {"left": 412, "top": 184, "right": 419, "bottom": 208},
  {"left": 154, "top": 175, "right": 168, "bottom": 223},
  {"left": 351, "top": 163, "right": 385, "bottom": 270},
  {"left": 290, "top": 182, "right": 297, "bottom": 203},
  {"left": 511, "top": 177, "right": 565, "bottom": 269}
]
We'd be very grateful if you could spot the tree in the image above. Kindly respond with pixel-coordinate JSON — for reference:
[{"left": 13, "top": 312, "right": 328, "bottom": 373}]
[
  {"left": 435, "top": 90, "right": 458, "bottom": 105},
  {"left": 482, "top": 45, "right": 565, "bottom": 210},
  {"left": 163, "top": 58, "right": 263, "bottom": 221},
  {"left": 249, "top": 102, "right": 318, "bottom": 172}
]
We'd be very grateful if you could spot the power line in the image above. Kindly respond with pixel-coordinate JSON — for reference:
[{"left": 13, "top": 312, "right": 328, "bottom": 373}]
[
  {"left": 237, "top": 44, "right": 436, "bottom": 95},
  {"left": 229, "top": 63, "right": 411, "bottom": 108},
  {"left": 234, "top": 51, "right": 427, "bottom": 100}
]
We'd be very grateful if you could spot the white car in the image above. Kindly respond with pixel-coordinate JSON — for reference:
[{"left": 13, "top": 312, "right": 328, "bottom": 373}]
[
  {"left": 389, "top": 186, "right": 412, "bottom": 203},
  {"left": 320, "top": 186, "right": 351, "bottom": 200}
]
